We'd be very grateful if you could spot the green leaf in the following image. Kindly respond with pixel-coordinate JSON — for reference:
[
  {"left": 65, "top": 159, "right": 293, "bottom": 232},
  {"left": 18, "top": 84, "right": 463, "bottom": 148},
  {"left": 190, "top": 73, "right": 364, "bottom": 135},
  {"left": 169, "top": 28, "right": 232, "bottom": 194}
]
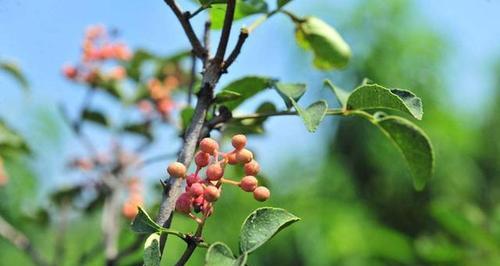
[
  {"left": 180, "top": 106, "right": 195, "bottom": 132},
  {"left": 277, "top": 0, "right": 292, "bottom": 8},
  {"left": 123, "top": 122, "right": 153, "bottom": 141},
  {"left": 323, "top": 79, "right": 349, "bottom": 107},
  {"left": 210, "top": 1, "right": 268, "bottom": 29},
  {"left": 294, "top": 16, "right": 351, "bottom": 70},
  {"left": 82, "top": 109, "right": 109, "bottom": 126},
  {"left": 0, "top": 61, "right": 29, "bottom": 91},
  {"left": 371, "top": 115, "right": 434, "bottom": 190},
  {"left": 239, "top": 207, "right": 300, "bottom": 253},
  {"left": 131, "top": 207, "right": 162, "bottom": 234},
  {"left": 144, "top": 233, "right": 161, "bottom": 266},
  {"left": 126, "top": 49, "right": 154, "bottom": 82},
  {"left": 0, "top": 120, "right": 30, "bottom": 155},
  {"left": 220, "top": 76, "right": 275, "bottom": 110},
  {"left": 214, "top": 90, "right": 242, "bottom": 104},
  {"left": 347, "top": 84, "right": 423, "bottom": 120},
  {"left": 292, "top": 100, "right": 328, "bottom": 133},
  {"left": 199, "top": 0, "right": 227, "bottom": 5},
  {"left": 224, "top": 102, "right": 277, "bottom": 136},
  {"left": 273, "top": 83, "right": 306, "bottom": 109},
  {"left": 205, "top": 242, "right": 238, "bottom": 266}
]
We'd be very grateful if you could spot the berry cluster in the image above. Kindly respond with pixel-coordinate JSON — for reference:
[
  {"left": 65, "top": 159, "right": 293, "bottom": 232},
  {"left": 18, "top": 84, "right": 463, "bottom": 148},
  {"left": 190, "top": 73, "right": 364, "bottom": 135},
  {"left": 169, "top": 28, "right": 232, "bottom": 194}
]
[
  {"left": 167, "top": 135, "right": 270, "bottom": 223},
  {"left": 122, "top": 178, "right": 144, "bottom": 220},
  {"left": 62, "top": 25, "right": 131, "bottom": 85}
]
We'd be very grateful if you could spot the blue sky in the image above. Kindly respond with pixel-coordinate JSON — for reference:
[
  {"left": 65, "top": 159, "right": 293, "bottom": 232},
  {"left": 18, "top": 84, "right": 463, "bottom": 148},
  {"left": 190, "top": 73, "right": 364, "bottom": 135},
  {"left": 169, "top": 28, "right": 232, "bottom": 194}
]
[{"left": 0, "top": 0, "right": 499, "bottom": 189}]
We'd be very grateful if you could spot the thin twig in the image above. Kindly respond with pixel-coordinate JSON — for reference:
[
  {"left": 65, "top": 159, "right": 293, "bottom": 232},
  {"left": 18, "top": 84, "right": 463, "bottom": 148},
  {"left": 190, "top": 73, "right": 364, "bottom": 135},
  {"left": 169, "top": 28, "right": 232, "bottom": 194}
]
[
  {"left": 223, "top": 29, "right": 249, "bottom": 72},
  {"left": 0, "top": 215, "right": 49, "bottom": 266},
  {"left": 163, "top": 0, "right": 206, "bottom": 58},
  {"left": 213, "top": 0, "right": 236, "bottom": 63},
  {"left": 174, "top": 222, "right": 205, "bottom": 266},
  {"left": 231, "top": 108, "right": 345, "bottom": 121},
  {"left": 188, "top": 5, "right": 207, "bottom": 19}
]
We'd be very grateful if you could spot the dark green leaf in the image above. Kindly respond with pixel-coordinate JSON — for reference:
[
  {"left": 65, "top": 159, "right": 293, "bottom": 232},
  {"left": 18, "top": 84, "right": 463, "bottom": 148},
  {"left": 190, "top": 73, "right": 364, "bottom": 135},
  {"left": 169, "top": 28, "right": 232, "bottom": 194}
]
[
  {"left": 131, "top": 207, "right": 162, "bottom": 234},
  {"left": 371, "top": 115, "right": 434, "bottom": 190},
  {"left": 50, "top": 186, "right": 83, "bottom": 206},
  {"left": 126, "top": 49, "right": 154, "bottom": 82},
  {"left": 0, "top": 61, "right": 29, "bottom": 91},
  {"left": 214, "top": 90, "right": 242, "bottom": 104},
  {"left": 144, "top": 233, "right": 161, "bottom": 266},
  {"left": 324, "top": 79, "right": 349, "bottom": 107},
  {"left": 239, "top": 207, "right": 300, "bottom": 253},
  {"left": 347, "top": 84, "right": 423, "bottom": 120},
  {"left": 295, "top": 16, "right": 351, "bottom": 70},
  {"left": 205, "top": 242, "right": 238, "bottom": 266},
  {"left": 99, "top": 79, "right": 124, "bottom": 100},
  {"left": 292, "top": 100, "right": 328, "bottom": 133},
  {"left": 273, "top": 83, "right": 306, "bottom": 109},
  {"left": 224, "top": 102, "right": 277, "bottom": 136},
  {"left": 277, "top": 0, "right": 292, "bottom": 8},
  {"left": 180, "top": 106, "right": 195, "bottom": 132},
  {"left": 221, "top": 76, "right": 275, "bottom": 110},
  {"left": 123, "top": 122, "right": 153, "bottom": 141},
  {"left": 0, "top": 120, "right": 30, "bottom": 155},
  {"left": 82, "top": 109, "right": 109, "bottom": 126},
  {"left": 199, "top": 0, "right": 227, "bottom": 6},
  {"left": 210, "top": 1, "right": 269, "bottom": 29}
]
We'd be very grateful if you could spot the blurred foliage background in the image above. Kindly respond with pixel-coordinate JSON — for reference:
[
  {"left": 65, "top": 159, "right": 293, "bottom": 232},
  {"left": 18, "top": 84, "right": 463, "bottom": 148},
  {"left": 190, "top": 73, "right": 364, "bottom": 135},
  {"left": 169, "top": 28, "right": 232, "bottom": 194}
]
[{"left": 1, "top": 0, "right": 500, "bottom": 265}]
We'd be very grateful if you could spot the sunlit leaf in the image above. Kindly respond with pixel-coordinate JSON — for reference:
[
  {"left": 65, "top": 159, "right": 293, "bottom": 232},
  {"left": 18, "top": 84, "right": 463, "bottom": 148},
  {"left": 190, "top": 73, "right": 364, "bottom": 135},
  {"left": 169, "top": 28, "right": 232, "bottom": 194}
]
[
  {"left": 210, "top": 0, "right": 269, "bottom": 29},
  {"left": 273, "top": 83, "right": 306, "bottom": 109},
  {"left": 220, "top": 76, "right": 275, "bottom": 110},
  {"left": 131, "top": 207, "right": 162, "bottom": 234},
  {"left": 292, "top": 100, "right": 328, "bottom": 133},
  {"left": 214, "top": 90, "right": 242, "bottom": 104},
  {"left": 205, "top": 242, "right": 243, "bottom": 266},
  {"left": 144, "top": 233, "right": 161, "bottom": 266},
  {"left": 324, "top": 79, "right": 349, "bottom": 107}
]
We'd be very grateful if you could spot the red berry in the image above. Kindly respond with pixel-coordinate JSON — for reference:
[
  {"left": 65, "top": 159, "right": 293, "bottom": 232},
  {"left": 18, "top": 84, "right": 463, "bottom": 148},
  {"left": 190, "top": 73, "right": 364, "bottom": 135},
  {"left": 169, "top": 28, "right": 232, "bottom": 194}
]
[
  {"left": 240, "top": 176, "right": 258, "bottom": 192},
  {"left": 236, "top": 149, "right": 253, "bottom": 164},
  {"left": 62, "top": 65, "right": 78, "bottom": 79},
  {"left": 204, "top": 186, "right": 220, "bottom": 202},
  {"left": 199, "top": 138, "right": 219, "bottom": 155},
  {"left": 195, "top": 151, "right": 210, "bottom": 168},
  {"left": 226, "top": 152, "right": 238, "bottom": 165},
  {"left": 167, "top": 162, "right": 186, "bottom": 178},
  {"left": 244, "top": 160, "right": 260, "bottom": 176},
  {"left": 231, "top": 134, "right": 247, "bottom": 150},
  {"left": 189, "top": 183, "right": 204, "bottom": 197},
  {"left": 206, "top": 164, "right": 224, "bottom": 181},
  {"left": 253, "top": 186, "right": 270, "bottom": 202},
  {"left": 186, "top": 173, "right": 200, "bottom": 186},
  {"left": 175, "top": 193, "right": 192, "bottom": 214},
  {"left": 122, "top": 202, "right": 138, "bottom": 220}
]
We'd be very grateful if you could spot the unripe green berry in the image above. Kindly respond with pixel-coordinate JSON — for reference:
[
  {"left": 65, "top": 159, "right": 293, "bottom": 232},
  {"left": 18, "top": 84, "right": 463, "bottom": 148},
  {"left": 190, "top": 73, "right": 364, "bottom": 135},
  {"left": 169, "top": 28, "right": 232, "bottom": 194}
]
[
  {"left": 195, "top": 151, "right": 210, "bottom": 167},
  {"left": 204, "top": 186, "right": 220, "bottom": 202},
  {"left": 231, "top": 134, "right": 247, "bottom": 150},
  {"left": 199, "top": 138, "right": 219, "bottom": 155},
  {"left": 244, "top": 160, "right": 260, "bottom": 176},
  {"left": 253, "top": 186, "right": 270, "bottom": 202},
  {"left": 236, "top": 149, "right": 253, "bottom": 164},
  {"left": 206, "top": 163, "right": 224, "bottom": 181},
  {"left": 189, "top": 183, "right": 204, "bottom": 197},
  {"left": 167, "top": 162, "right": 186, "bottom": 178},
  {"left": 240, "top": 175, "right": 258, "bottom": 192}
]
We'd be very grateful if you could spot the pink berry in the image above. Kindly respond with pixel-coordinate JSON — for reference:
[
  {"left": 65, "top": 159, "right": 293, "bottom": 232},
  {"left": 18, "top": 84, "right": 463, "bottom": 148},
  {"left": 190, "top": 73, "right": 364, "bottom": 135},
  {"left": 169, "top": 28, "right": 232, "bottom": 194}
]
[
  {"left": 244, "top": 160, "right": 260, "bottom": 176},
  {"left": 62, "top": 65, "right": 78, "bottom": 79},
  {"left": 226, "top": 152, "right": 238, "bottom": 165},
  {"left": 199, "top": 138, "right": 219, "bottom": 155},
  {"left": 253, "top": 186, "right": 270, "bottom": 202},
  {"left": 240, "top": 176, "right": 258, "bottom": 192},
  {"left": 175, "top": 193, "right": 192, "bottom": 214},
  {"left": 206, "top": 164, "right": 224, "bottom": 181},
  {"left": 195, "top": 151, "right": 210, "bottom": 168},
  {"left": 189, "top": 183, "right": 204, "bottom": 197},
  {"left": 186, "top": 173, "right": 200, "bottom": 186},
  {"left": 231, "top": 134, "right": 247, "bottom": 150},
  {"left": 204, "top": 186, "right": 220, "bottom": 202},
  {"left": 167, "top": 162, "right": 186, "bottom": 178},
  {"left": 236, "top": 149, "right": 253, "bottom": 164}
]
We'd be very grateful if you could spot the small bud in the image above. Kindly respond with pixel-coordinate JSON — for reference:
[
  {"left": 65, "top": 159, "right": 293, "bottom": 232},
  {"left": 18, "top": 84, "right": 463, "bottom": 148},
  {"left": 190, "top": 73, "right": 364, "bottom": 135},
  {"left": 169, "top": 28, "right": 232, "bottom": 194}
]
[
  {"left": 231, "top": 134, "right": 247, "bottom": 150},
  {"left": 244, "top": 160, "right": 260, "bottom": 176},
  {"left": 206, "top": 163, "right": 224, "bottom": 181},
  {"left": 175, "top": 193, "right": 193, "bottom": 214},
  {"left": 240, "top": 176, "right": 258, "bottom": 192},
  {"left": 167, "top": 162, "right": 186, "bottom": 178},
  {"left": 204, "top": 186, "right": 220, "bottom": 202},
  {"left": 186, "top": 173, "right": 200, "bottom": 186},
  {"left": 199, "top": 138, "right": 219, "bottom": 155},
  {"left": 253, "top": 186, "right": 270, "bottom": 202},
  {"left": 195, "top": 151, "right": 211, "bottom": 168},
  {"left": 189, "top": 183, "right": 204, "bottom": 197},
  {"left": 226, "top": 152, "right": 238, "bottom": 165},
  {"left": 236, "top": 149, "right": 253, "bottom": 164}
]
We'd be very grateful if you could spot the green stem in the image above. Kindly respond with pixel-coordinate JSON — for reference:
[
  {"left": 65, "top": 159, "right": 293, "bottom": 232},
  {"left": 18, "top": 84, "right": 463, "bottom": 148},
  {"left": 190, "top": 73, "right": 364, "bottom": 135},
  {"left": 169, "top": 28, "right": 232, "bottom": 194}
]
[{"left": 232, "top": 108, "right": 345, "bottom": 121}]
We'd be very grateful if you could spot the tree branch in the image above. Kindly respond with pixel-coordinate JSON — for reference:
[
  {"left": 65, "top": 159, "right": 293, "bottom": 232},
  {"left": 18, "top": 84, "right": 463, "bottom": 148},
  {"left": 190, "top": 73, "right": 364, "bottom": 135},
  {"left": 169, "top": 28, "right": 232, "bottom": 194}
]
[
  {"left": 223, "top": 29, "right": 249, "bottom": 72},
  {"left": 0, "top": 215, "right": 49, "bottom": 266},
  {"left": 163, "top": 0, "right": 207, "bottom": 59},
  {"left": 174, "top": 222, "right": 205, "bottom": 266},
  {"left": 213, "top": 0, "right": 236, "bottom": 63}
]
